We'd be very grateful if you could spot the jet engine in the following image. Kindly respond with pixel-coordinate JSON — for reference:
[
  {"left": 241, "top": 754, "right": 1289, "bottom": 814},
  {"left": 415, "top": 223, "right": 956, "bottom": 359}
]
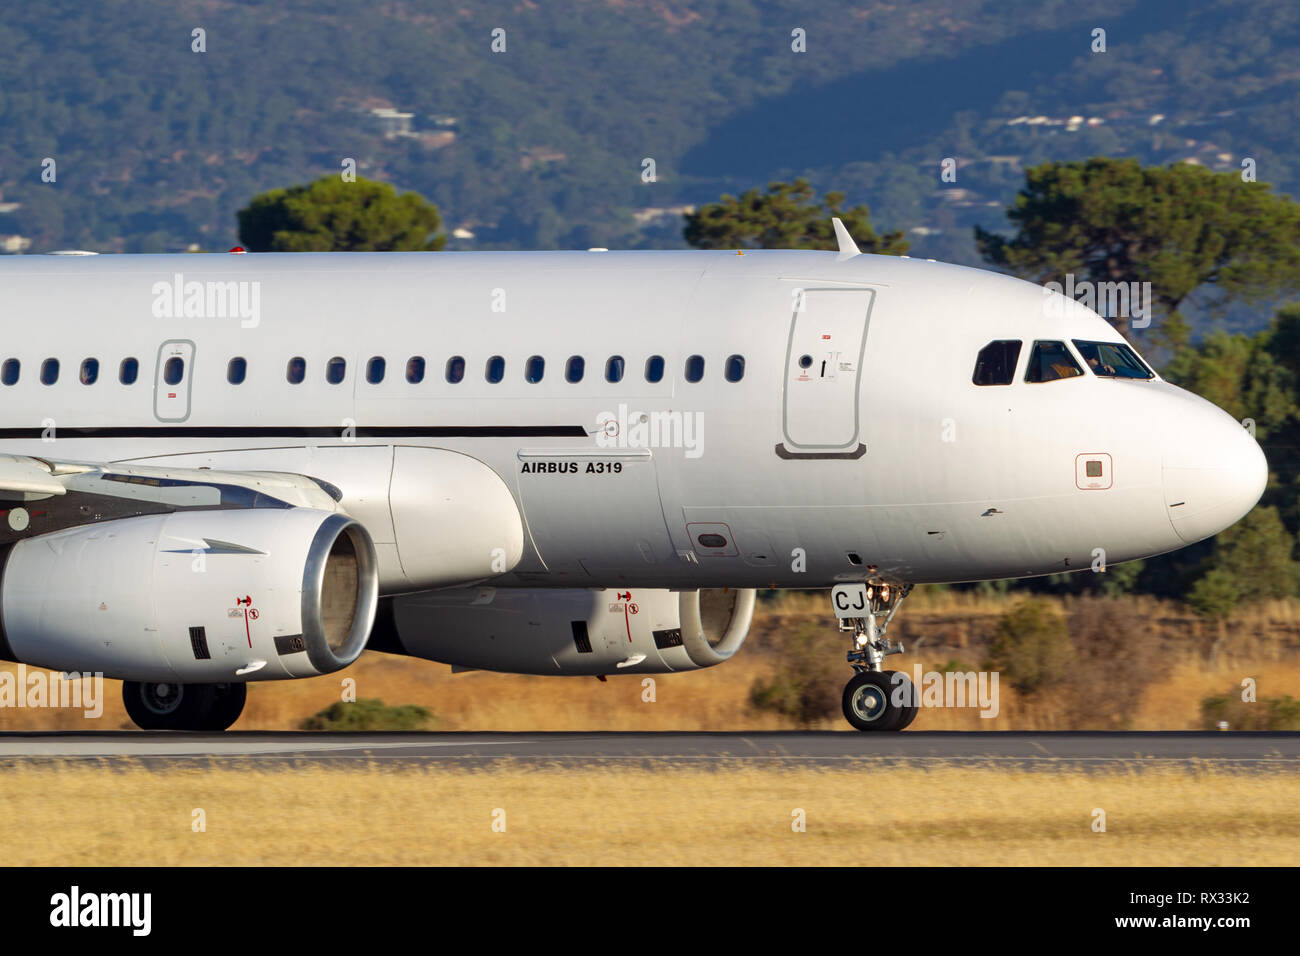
[
  {"left": 0, "top": 507, "right": 378, "bottom": 683},
  {"left": 370, "top": 586, "right": 756, "bottom": 675}
]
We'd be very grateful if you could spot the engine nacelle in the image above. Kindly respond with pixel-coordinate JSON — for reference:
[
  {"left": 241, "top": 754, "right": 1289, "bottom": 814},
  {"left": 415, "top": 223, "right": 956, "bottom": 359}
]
[
  {"left": 372, "top": 586, "right": 756, "bottom": 675},
  {"left": 0, "top": 508, "right": 378, "bottom": 682}
]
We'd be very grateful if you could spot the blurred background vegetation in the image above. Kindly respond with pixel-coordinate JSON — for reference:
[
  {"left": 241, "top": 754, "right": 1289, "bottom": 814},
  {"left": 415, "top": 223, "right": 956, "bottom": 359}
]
[{"left": 2, "top": 0, "right": 1297, "bottom": 276}]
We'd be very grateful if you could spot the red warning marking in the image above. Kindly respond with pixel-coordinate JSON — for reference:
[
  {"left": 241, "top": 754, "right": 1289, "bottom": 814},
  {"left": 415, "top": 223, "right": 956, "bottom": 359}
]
[{"left": 241, "top": 605, "right": 259, "bottom": 647}]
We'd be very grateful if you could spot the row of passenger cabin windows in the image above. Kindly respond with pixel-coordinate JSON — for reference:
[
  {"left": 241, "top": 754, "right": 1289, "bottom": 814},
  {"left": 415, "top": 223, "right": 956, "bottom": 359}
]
[
  {"left": 0, "top": 357, "right": 142, "bottom": 386},
  {"left": 279, "top": 353, "right": 746, "bottom": 386},
  {"left": 971, "top": 339, "right": 1154, "bottom": 386},
  {"left": 0, "top": 354, "right": 747, "bottom": 386}
]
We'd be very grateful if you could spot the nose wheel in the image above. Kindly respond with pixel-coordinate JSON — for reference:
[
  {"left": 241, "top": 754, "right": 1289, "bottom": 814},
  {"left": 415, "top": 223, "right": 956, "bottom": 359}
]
[
  {"left": 834, "top": 582, "right": 917, "bottom": 731},
  {"left": 841, "top": 670, "right": 918, "bottom": 731}
]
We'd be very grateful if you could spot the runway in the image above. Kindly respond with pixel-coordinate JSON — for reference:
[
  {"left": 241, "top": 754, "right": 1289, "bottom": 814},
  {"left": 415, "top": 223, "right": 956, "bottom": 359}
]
[{"left": 0, "top": 731, "right": 1298, "bottom": 768}]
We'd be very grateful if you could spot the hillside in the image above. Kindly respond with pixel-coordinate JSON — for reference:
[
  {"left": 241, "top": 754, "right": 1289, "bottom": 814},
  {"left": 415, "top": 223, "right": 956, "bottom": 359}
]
[{"left": 0, "top": 0, "right": 1297, "bottom": 304}]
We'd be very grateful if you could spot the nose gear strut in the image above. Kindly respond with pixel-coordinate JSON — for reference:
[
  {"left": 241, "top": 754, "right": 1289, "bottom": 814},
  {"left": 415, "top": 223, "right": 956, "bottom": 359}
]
[{"left": 835, "top": 582, "right": 918, "bottom": 731}]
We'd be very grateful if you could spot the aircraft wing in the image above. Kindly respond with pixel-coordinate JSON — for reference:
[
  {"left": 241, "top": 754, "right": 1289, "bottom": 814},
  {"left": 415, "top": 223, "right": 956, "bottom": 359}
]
[{"left": 0, "top": 453, "right": 341, "bottom": 510}]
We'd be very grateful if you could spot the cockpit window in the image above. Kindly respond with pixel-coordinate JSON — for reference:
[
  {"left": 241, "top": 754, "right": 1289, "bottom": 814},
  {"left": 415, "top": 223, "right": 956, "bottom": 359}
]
[
  {"left": 1025, "top": 340, "right": 1084, "bottom": 383},
  {"left": 972, "top": 340, "right": 1022, "bottom": 386},
  {"left": 1072, "top": 340, "right": 1154, "bottom": 380}
]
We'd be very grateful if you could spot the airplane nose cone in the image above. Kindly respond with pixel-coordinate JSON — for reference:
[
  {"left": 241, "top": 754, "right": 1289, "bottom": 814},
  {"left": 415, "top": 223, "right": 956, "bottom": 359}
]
[{"left": 1163, "top": 415, "right": 1267, "bottom": 544}]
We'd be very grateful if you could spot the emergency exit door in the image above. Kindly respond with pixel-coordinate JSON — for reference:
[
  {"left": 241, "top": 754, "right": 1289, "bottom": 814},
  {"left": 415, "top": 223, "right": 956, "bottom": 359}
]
[
  {"left": 154, "top": 339, "right": 195, "bottom": 422},
  {"left": 779, "top": 287, "right": 875, "bottom": 458}
]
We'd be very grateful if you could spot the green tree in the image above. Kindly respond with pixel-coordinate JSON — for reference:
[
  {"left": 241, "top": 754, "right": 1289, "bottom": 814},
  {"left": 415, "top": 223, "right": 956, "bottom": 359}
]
[
  {"left": 1201, "top": 687, "right": 1300, "bottom": 730},
  {"left": 748, "top": 623, "right": 842, "bottom": 727},
  {"left": 976, "top": 158, "right": 1300, "bottom": 346},
  {"left": 1189, "top": 506, "right": 1297, "bottom": 618},
  {"left": 1162, "top": 302, "right": 1300, "bottom": 548},
  {"left": 983, "top": 598, "right": 1074, "bottom": 694},
  {"left": 684, "top": 178, "right": 909, "bottom": 254},
  {"left": 1162, "top": 328, "right": 1298, "bottom": 437},
  {"left": 237, "top": 176, "right": 445, "bottom": 252},
  {"left": 1097, "top": 559, "right": 1145, "bottom": 597},
  {"left": 1188, "top": 567, "right": 1241, "bottom": 620},
  {"left": 299, "top": 698, "right": 438, "bottom": 731}
]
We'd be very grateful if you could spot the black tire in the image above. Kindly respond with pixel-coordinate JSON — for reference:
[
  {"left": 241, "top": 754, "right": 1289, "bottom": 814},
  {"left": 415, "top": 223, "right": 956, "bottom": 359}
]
[
  {"left": 841, "top": 671, "right": 904, "bottom": 732},
  {"left": 122, "top": 681, "right": 246, "bottom": 731},
  {"left": 199, "top": 682, "right": 247, "bottom": 731},
  {"left": 892, "top": 670, "right": 920, "bottom": 730},
  {"left": 122, "top": 680, "right": 206, "bottom": 731}
]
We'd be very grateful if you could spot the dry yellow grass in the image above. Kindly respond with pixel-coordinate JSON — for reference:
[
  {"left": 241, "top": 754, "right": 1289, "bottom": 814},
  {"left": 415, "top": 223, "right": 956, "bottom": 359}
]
[
  {"left": 1, "top": 762, "right": 1296, "bottom": 866},
  {"left": 2, "top": 592, "right": 1297, "bottom": 732}
]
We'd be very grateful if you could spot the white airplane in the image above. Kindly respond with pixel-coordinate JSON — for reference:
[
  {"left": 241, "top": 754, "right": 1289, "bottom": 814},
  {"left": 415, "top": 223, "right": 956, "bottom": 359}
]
[{"left": 0, "top": 222, "right": 1266, "bottom": 731}]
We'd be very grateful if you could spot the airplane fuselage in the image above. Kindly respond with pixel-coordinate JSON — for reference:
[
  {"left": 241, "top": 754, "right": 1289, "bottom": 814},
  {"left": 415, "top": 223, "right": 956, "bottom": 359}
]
[{"left": 0, "top": 249, "right": 1266, "bottom": 593}]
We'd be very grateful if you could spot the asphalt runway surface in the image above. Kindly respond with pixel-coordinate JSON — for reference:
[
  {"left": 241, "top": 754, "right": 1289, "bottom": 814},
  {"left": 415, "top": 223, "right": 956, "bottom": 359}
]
[{"left": 0, "top": 731, "right": 1297, "bottom": 768}]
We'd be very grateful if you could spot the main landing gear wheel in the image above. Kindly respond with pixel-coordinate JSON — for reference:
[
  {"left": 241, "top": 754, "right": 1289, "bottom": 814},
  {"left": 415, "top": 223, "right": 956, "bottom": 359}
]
[
  {"left": 122, "top": 681, "right": 247, "bottom": 731},
  {"left": 199, "top": 683, "right": 248, "bottom": 731}
]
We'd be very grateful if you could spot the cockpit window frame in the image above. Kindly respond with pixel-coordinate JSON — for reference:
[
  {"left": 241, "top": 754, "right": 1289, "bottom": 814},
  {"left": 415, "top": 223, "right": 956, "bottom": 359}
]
[
  {"left": 1024, "top": 339, "right": 1086, "bottom": 384},
  {"left": 972, "top": 339, "right": 1023, "bottom": 386},
  {"left": 1071, "top": 339, "right": 1155, "bottom": 381}
]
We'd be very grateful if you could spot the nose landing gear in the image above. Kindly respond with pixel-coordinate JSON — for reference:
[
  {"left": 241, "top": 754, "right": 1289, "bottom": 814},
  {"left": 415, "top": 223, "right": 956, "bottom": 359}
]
[{"left": 835, "top": 582, "right": 917, "bottom": 731}]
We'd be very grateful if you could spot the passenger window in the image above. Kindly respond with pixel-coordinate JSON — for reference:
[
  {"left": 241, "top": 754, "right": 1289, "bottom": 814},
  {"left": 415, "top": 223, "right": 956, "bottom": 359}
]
[
  {"left": 1, "top": 359, "right": 18, "bottom": 386},
  {"left": 645, "top": 355, "right": 665, "bottom": 383},
  {"left": 1072, "top": 340, "right": 1154, "bottom": 380},
  {"left": 684, "top": 355, "right": 705, "bottom": 383},
  {"left": 163, "top": 357, "right": 184, "bottom": 386},
  {"left": 326, "top": 356, "right": 347, "bottom": 384},
  {"left": 367, "top": 356, "right": 385, "bottom": 384},
  {"left": 486, "top": 356, "right": 505, "bottom": 384},
  {"left": 406, "top": 356, "right": 425, "bottom": 384},
  {"left": 1025, "top": 341, "right": 1083, "bottom": 383},
  {"left": 446, "top": 356, "right": 466, "bottom": 383},
  {"left": 606, "top": 356, "right": 625, "bottom": 383},
  {"left": 725, "top": 354, "right": 745, "bottom": 382},
  {"left": 228, "top": 357, "right": 247, "bottom": 385},
  {"left": 525, "top": 356, "right": 545, "bottom": 383},
  {"left": 80, "top": 359, "right": 99, "bottom": 385},
  {"left": 287, "top": 357, "right": 306, "bottom": 384},
  {"left": 972, "top": 340, "right": 1022, "bottom": 386},
  {"left": 120, "top": 358, "right": 138, "bottom": 385},
  {"left": 565, "top": 356, "right": 584, "bottom": 383},
  {"left": 41, "top": 359, "right": 59, "bottom": 385}
]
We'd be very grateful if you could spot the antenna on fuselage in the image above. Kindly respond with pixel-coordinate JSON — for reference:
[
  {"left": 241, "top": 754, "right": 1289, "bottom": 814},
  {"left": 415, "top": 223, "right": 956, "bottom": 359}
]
[{"left": 831, "top": 217, "right": 861, "bottom": 262}]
